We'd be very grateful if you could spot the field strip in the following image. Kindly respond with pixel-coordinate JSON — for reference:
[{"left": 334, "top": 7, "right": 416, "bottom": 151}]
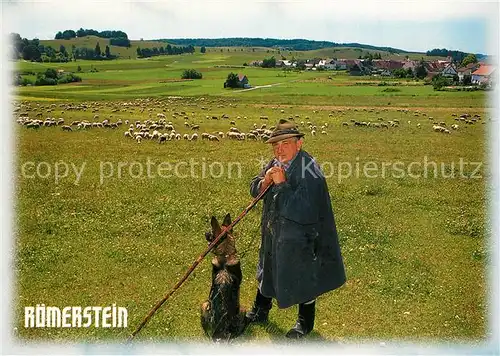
[{"left": 249, "top": 103, "right": 491, "bottom": 112}]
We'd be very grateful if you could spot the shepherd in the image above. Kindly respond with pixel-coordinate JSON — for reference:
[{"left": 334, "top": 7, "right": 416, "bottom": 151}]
[{"left": 246, "top": 119, "right": 347, "bottom": 338}]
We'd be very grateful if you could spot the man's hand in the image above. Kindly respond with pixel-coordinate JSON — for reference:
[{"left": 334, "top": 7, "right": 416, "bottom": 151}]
[
  {"left": 270, "top": 166, "right": 286, "bottom": 184},
  {"left": 260, "top": 166, "right": 285, "bottom": 191}
]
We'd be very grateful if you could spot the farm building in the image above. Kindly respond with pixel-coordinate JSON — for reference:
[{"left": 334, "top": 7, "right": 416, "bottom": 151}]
[
  {"left": 471, "top": 65, "right": 495, "bottom": 85},
  {"left": 237, "top": 73, "right": 251, "bottom": 88},
  {"left": 457, "top": 62, "right": 481, "bottom": 82}
]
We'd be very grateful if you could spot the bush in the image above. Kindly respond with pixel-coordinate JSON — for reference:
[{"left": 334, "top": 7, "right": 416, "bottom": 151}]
[
  {"left": 432, "top": 74, "right": 451, "bottom": 90},
  {"left": 57, "top": 73, "right": 82, "bottom": 84},
  {"left": 35, "top": 76, "right": 57, "bottom": 86},
  {"left": 181, "top": 69, "right": 202, "bottom": 79}
]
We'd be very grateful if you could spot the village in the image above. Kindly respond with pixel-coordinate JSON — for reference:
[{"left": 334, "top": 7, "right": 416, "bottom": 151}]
[{"left": 249, "top": 56, "right": 495, "bottom": 87}]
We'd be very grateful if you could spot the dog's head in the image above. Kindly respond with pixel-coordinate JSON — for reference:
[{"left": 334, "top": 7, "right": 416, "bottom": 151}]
[{"left": 205, "top": 213, "right": 236, "bottom": 261}]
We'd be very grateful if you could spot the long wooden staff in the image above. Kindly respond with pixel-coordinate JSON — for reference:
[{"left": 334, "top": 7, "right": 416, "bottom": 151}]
[{"left": 127, "top": 183, "right": 272, "bottom": 342}]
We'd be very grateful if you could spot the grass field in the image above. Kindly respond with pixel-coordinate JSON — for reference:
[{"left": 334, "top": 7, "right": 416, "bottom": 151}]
[{"left": 11, "top": 49, "right": 492, "bottom": 346}]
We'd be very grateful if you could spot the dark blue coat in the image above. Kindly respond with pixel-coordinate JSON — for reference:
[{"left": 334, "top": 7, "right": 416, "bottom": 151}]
[{"left": 250, "top": 150, "right": 346, "bottom": 308}]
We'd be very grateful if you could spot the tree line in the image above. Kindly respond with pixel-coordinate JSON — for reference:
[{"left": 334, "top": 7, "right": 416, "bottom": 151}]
[
  {"left": 55, "top": 28, "right": 130, "bottom": 47},
  {"left": 425, "top": 48, "right": 483, "bottom": 64},
  {"left": 158, "top": 37, "right": 407, "bottom": 53},
  {"left": 136, "top": 44, "right": 195, "bottom": 58},
  {"left": 10, "top": 33, "right": 117, "bottom": 62}
]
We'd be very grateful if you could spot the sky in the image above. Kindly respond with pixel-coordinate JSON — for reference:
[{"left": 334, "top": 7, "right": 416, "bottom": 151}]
[{"left": 2, "top": 0, "right": 499, "bottom": 55}]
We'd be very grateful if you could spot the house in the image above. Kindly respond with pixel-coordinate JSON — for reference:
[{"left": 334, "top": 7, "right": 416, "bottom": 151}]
[
  {"left": 331, "top": 60, "right": 347, "bottom": 70},
  {"left": 402, "top": 60, "right": 418, "bottom": 71},
  {"left": 441, "top": 63, "right": 458, "bottom": 77},
  {"left": 237, "top": 73, "right": 250, "bottom": 88},
  {"left": 471, "top": 65, "right": 495, "bottom": 84},
  {"left": 457, "top": 62, "right": 480, "bottom": 82},
  {"left": 372, "top": 60, "right": 404, "bottom": 72},
  {"left": 223, "top": 73, "right": 251, "bottom": 89}
]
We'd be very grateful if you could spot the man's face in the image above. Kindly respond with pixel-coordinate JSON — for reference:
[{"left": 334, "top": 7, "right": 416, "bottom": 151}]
[{"left": 272, "top": 137, "right": 302, "bottom": 164}]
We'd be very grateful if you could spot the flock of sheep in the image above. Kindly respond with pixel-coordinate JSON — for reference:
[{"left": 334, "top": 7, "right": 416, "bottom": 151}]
[{"left": 13, "top": 98, "right": 484, "bottom": 144}]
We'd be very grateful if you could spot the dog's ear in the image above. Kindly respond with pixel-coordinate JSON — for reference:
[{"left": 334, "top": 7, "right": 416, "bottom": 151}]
[
  {"left": 210, "top": 216, "right": 221, "bottom": 235},
  {"left": 222, "top": 213, "right": 232, "bottom": 228}
]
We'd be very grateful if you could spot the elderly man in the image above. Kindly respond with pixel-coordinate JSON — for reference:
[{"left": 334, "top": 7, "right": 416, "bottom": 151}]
[{"left": 246, "top": 119, "right": 346, "bottom": 339}]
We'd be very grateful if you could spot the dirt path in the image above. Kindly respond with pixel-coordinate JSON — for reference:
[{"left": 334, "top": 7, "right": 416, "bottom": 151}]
[{"left": 236, "top": 82, "right": 284, "bottom": 92}]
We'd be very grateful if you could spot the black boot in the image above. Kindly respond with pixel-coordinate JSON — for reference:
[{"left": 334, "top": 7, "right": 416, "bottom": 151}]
[
  {"left": 245, "top": 289, "right": 272, "bottom": 323},
  {"left": 285, "top": 301, "right": 315, "bottom": 339}
]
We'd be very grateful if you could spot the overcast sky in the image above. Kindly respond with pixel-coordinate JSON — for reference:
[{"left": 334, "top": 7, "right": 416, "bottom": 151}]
[{"left": 3, "top": 0, "right": 499, "bottom": 55}]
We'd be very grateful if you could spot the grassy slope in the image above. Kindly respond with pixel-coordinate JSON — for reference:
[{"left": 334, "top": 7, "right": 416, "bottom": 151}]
[{"left": 39, "top": 36, "right": 445, "bottom": 61}]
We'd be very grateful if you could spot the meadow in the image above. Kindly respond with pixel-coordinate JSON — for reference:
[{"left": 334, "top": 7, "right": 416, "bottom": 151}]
[{"left": 12, "top": 49, "right": 491, "bottom": 346}]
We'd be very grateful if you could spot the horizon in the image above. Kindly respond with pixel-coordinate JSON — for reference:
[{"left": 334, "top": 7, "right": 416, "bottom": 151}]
[{"left": 3, "top": 0, "right": 498, "bottom": 56}]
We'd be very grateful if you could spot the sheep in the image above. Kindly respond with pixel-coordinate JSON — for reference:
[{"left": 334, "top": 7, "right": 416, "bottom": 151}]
[
  {"left": 416, "top": 123, "right": 421, "bottom": 128},
  {"left": 208, "top": 135, "right": 220, "bottom": 142},
  {"left": 136, "top": 136, "right": 142, "bottom": 144},
  {"left": 191, "top": 125, "right": 200, "bottom": 131},
  {"left": 311, "top": 130, "right": 316, "bottom": 136},
  {"left": 321, "top": 130, "right": 328, "bottom": 135},
  {"left": 124, "top": 131, "right": 131, "bottom": 138},
  {"left": 227, "top": 132, "right": 240, "bottom": 140},
  {"left": 190, "top": 133, "right": 199, "bottom": 141},
  {"left": 183, "top": 134, "right": 190, "bottom": 140},
  {"left": 230, "top": 120, "right": 236, "bottom": 125},
  {"left": 451, "top": 124, "right": 459, "bottom": 130},
  {"left": 175, "top": 133, "right": 181, "bottom": 140},
  {"left": 247, "top": 133, "right": 258, "bottom": 140},
  {"left": 158, "top": 135, "right": 167, "bottom": 144},
  {"left": 62, "top": 125, "right": 72, "bottom": 132}
]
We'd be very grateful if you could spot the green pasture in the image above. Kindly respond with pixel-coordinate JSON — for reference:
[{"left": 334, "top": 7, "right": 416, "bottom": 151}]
[
  {"left": 15, "top": 52, "right": 488, "bottom": 108},
  {"left": 11, "top": 47, "right": 491, "bottom": 345}
]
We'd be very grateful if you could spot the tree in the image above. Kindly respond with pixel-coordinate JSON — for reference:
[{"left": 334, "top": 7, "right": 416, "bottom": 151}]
[
  {"left": 181, "top": 69, "right": 203, "bottom": 79},
  {"left": 200, "top": 46, "right": 206, "bottom": 53},
  {"left": 137, "top": 47, "right": 142, "bottom": 57},
  {"left": 432, "top": 74, "right": 451, "bottom": 90},
  {"left": 59, "top": 44, "right": 67, "bottom": 57},
  {"left": 55, "top": 31, "right": 63, "bottom": 40},
  {"left": 415, "top": 61, "right": 427, "bottom": 79},
  {"left": 95, "top": 42, "right": 101, "bottom": 58},
  {"left": 22, "top": 45, "right": 41, "bottom": 61},
  {"left": 262, "top": 56, "right": 276, "bottom": 68},
  {"left": 461, "top": 53, "right": 478, "bottom": 67},
  {"left": 105, "top": 45, "right": 111, "bottom": 58},
  {"left": 44, "top": 68, "right": 58, "bottom": 79},
  {"left": 76, "top": 28, "right": 86, "bottom": 37},
  {"left": 462, "top": 74, "right": 472, "bottom": 85},
  {"left": 224, "top": 72, "right": 239, "bottom": 88}
]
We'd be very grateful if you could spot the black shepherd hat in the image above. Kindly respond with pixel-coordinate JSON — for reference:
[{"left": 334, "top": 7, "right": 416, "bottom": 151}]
[{"left": 265, "top": 119, "right": 305, "bottom": 144}]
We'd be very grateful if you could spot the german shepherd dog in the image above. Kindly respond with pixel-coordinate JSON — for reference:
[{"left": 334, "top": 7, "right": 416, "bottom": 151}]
[{"left": 200, "top": 214, "right": 247, "bottom": 341}]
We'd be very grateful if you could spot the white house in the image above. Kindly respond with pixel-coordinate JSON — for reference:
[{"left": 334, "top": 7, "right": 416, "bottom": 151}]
[{"left": 441, "top": 63, "right": 458, "bottom": 77}]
